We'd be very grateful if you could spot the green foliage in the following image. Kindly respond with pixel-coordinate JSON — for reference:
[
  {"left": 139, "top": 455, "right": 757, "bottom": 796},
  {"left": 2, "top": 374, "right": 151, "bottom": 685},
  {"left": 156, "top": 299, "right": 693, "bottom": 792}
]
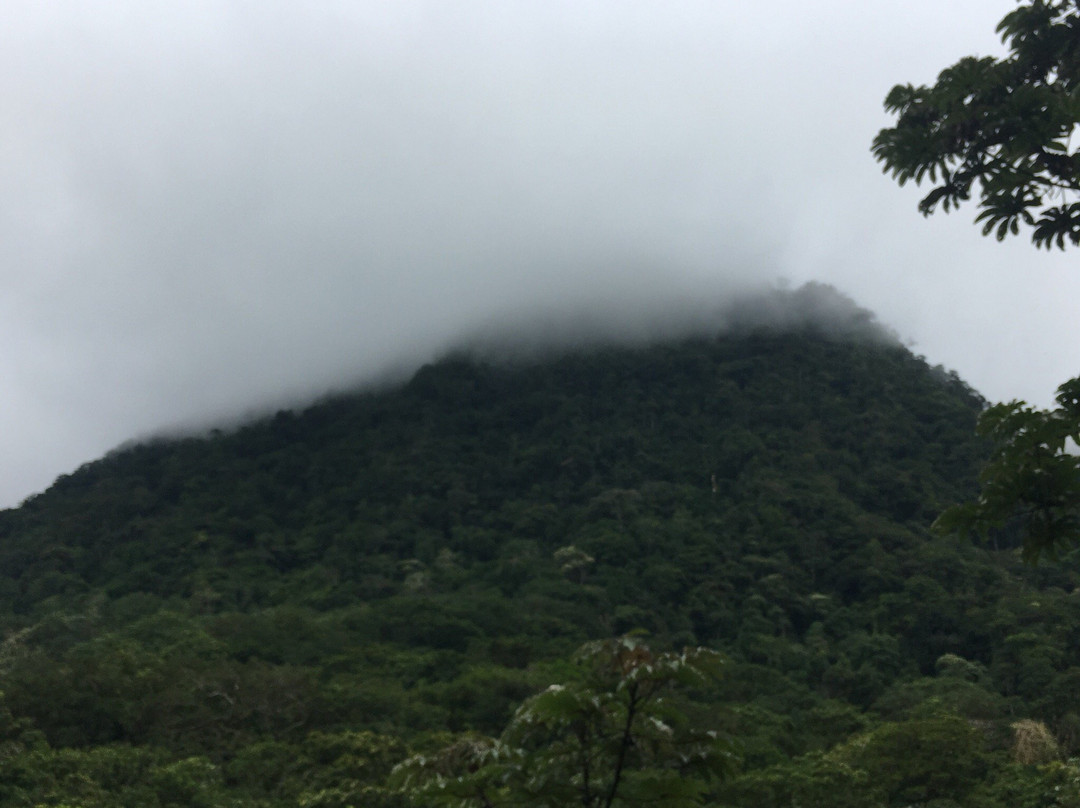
[
  {"left": 391, "top": 636, "right": 737, "bottom": 808},
  {"left": 720, "top": 715, "right": 996, "bottom": 808},
  {"left": 873, "top": 0, "right": 1080, "bottom": 248},
  {"left": 847, "top": 716, "right": 990, "bottom": 805},
  {"left": 973, "top": 758, "right": 1080, "bottom": 808},
  {"left": 715, "top": 751, "right": 876, "bottom": 808},
  {"left": 1, "top": 309, "right": 1078, "bottom": 804},
  {"left": 935, "top": 376, "right": 1080, "bottom": 562}
]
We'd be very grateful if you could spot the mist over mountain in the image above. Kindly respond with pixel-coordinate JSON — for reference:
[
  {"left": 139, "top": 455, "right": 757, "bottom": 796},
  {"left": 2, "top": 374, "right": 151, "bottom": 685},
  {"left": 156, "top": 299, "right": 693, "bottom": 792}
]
[
  {"left": 8, "top": 2, "right": 1080, "bottom": 801},
  {"left": 9, "top": 1, "right": 1079, "bottom": 517},
  {"left": 4, "top": 302, "right": 1077, "bottom": 806},
  {"left": 453, "top": 281, "right": 899, "bottom": 366},
  {"left": 99, "top": 282, "right": 901, "bottom": 458},
  {"left": 0, "top": 281, "right": 904, "bottom": 511},
  {"left": 4, "top": 277, "right": 903, "bottom": 509}
]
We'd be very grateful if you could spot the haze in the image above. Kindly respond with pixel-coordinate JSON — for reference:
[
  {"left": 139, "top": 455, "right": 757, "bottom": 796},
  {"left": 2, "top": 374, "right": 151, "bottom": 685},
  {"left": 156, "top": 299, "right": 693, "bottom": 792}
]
[{"left": 2, "top": 1, "right": 1077, "bottom": 508}]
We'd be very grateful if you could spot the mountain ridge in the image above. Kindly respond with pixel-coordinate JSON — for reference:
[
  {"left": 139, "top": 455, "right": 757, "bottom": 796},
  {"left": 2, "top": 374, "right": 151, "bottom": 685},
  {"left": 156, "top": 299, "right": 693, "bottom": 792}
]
[
  {"left": 5, "top": 295, "right": 1079, "bottom": 807},
  {"left": 12, "top": 281, "right": 903, "bottom": 494}
]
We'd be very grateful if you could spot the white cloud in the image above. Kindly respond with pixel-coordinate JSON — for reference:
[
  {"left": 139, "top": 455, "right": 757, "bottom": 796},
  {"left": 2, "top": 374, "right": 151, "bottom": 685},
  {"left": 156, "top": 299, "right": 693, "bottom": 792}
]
[{"left": 0, "top": 0, "right": 1074, "bottom": 506}]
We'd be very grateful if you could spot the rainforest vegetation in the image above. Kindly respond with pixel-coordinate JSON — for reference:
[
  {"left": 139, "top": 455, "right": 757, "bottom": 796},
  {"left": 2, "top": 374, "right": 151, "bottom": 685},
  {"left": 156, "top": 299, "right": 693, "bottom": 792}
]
[
  {"left": 875, "top": 0, "right": 1080, "bottom": 569},
  {"left": 1, "top": 288, "right": 1079, "bottom": 806}
]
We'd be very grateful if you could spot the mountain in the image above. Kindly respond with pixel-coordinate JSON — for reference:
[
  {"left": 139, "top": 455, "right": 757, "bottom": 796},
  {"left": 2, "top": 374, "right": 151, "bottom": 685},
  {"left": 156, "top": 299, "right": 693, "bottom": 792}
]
[{"left": 1, "top": 286, "right": 1078, "bottom": 807}]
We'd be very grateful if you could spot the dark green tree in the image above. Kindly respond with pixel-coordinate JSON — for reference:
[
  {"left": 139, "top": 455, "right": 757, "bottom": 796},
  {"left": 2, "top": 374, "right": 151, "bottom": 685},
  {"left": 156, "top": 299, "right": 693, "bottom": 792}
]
[
  {"left": 935, "top": 378, "right": 1080, "bottom": 562},
  {"left": 873, "top": 0, "right": 1080, "bottom": 249},
  {"left": 390, "top": 636, "right": 737, "bottom": 808},
  {"left": 875, "top": 1, "right": 1080, "bottom": 562}
]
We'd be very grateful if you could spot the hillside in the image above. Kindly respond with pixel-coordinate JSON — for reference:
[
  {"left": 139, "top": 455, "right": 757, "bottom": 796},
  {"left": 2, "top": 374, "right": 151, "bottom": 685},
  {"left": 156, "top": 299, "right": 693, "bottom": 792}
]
[{"left": 1, "top": 293, "right": 1079, "bottom": 806}]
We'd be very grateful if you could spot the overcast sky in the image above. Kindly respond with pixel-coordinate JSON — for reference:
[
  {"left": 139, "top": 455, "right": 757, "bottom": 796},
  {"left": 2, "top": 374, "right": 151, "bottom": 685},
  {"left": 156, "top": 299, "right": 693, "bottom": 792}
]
[{"left": 1, "top": 1, "right": 1077, "bottom": 508}]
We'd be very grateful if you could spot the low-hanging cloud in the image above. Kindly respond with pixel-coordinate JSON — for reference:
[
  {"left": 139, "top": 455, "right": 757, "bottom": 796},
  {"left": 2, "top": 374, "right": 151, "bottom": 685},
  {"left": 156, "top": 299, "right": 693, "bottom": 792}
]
[
  {"left": 1, "top": 0, "right": 1078, "bottom": 508},
  {"left": 454, "top": 280, "right": 897, "bottom": 367}
]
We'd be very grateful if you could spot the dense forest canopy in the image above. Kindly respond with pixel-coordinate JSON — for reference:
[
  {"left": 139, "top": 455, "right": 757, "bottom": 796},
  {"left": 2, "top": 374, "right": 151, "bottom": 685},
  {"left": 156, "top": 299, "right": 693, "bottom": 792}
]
[{"left": 1, "top": 286, "right": 1078, "bottom": 806}]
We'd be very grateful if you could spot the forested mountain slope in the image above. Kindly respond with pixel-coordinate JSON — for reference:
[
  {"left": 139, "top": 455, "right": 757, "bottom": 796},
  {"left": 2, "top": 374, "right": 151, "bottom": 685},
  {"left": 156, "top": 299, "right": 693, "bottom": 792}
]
[{"left": 1, "top": 294, "right": 1079, "bottom": 806}]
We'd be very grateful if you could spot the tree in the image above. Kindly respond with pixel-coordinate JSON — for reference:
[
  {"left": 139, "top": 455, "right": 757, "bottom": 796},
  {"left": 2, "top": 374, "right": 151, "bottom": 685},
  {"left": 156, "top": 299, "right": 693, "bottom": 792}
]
[
  {"left": 875, "top": 1, "right": 1080, "bottom": 562},
  {"left": 934, "top": 378, "right": 1080, "bottom": 562},
  {"left": 843, "top": 716, "right": 990, "bottom": 805},
  {"left": 390, "top": 636, "right": 738, "bottom": 808},
  {"left": 873, "top": 0, "right": 1080, "bottom": 249}
]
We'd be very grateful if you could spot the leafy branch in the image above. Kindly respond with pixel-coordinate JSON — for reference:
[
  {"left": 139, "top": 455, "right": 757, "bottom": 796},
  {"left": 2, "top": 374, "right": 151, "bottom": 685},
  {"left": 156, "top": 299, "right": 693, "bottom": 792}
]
[
  {"left": 873, "top": 1, "right": 1080, "bottom": 248},
  {"left": 390, "top": 636, "right": 738, "bottom": 808}
]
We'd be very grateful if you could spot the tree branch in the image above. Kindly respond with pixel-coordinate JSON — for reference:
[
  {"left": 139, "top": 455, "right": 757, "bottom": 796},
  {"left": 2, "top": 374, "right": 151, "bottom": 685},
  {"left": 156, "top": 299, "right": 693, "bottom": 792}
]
[{"left": 603, "top": 683, "right": 639, "bottom": 808}]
